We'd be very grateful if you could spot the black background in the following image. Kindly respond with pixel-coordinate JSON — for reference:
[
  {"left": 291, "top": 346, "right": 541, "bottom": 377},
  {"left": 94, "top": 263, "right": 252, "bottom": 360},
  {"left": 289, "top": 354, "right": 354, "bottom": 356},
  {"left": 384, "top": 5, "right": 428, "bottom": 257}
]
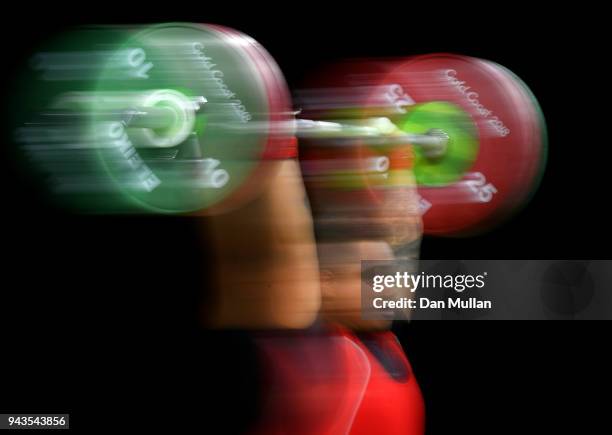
[{"left": 1, "top": 3, "right": 609, "bottom": 433}]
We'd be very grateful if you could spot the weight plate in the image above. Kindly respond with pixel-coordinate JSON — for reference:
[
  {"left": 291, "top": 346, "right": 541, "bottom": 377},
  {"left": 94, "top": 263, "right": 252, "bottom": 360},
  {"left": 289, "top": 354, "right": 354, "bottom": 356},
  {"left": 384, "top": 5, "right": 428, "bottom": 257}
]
[
  {"left": 382, "top": 53, "right": 547, "bottom": 235},
  {"left": 18, "top": 23, "right": 294, "bottom": 214},
  {"left": 93, "top": 23, "right": 271, "bottom": 213}
]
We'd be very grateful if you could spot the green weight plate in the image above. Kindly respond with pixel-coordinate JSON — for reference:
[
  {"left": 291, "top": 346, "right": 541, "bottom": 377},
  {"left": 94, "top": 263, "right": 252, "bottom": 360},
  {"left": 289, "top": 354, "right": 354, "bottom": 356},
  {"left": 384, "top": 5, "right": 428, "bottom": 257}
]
[
  {"left": 17, "top": 24, "right": 274, "bottom": 214},
  {"left": 91, "top": 23, "right": 270, "bottom": 213}
]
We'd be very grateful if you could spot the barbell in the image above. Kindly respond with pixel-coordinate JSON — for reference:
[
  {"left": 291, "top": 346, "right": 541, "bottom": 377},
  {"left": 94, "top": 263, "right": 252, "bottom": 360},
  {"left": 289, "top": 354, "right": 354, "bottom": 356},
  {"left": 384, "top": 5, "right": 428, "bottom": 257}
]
[{"left": 15, "top": 23, "right": 546, "bottom": 236}]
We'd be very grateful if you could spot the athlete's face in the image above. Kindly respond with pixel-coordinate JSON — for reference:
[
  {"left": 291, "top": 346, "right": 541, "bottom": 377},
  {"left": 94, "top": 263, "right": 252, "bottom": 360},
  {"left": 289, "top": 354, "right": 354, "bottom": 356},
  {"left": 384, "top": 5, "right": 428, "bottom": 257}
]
[{"left": 303, "top": 142, "right": 423, "bottom": 330}]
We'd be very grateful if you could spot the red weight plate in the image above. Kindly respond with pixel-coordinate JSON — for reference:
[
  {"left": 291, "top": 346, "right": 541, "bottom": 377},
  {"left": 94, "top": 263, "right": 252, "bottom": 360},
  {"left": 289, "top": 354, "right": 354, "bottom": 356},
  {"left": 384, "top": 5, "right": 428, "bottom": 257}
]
[
  {"left": 210, "top": 25, "right": 297, "bottom": 160},
  {"left": 297, "top": 59, "right": 407, "bottom": 120},
  {"left": 197, "top": 24, "right": 296, "bottom": 215},
  {"left": 298, "top": 60, "right": 421, "bottom": 243},
  {"left": 484, "top": 59, "right": 547, "bottom": 207},
  {"left": 382, "top": 54, "right": 546, "bottom": 236}
]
